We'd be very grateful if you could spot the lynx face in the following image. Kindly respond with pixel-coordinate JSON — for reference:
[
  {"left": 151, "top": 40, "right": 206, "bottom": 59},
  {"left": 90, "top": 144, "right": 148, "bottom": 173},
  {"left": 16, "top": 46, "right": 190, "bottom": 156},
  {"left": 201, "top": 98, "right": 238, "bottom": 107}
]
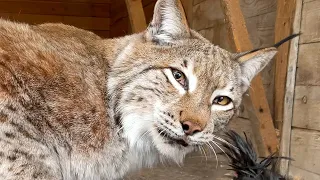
[{"left": 110, "top": 0, "right": 277, "bottom": 163}]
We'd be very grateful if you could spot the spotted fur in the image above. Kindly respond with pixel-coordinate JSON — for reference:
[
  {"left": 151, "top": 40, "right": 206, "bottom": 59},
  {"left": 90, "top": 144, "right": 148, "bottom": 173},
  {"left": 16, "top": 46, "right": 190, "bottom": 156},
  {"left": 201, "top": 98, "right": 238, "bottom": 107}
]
[{"left": 0, "top": 0, "right": 279, "bottom": 179}]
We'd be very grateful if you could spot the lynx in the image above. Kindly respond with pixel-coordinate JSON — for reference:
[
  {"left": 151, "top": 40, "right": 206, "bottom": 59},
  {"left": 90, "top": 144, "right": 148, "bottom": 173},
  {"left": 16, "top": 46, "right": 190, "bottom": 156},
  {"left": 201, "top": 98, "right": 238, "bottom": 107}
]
[{"left": 0, "top": 0, "right": 284, "bottom": 179}]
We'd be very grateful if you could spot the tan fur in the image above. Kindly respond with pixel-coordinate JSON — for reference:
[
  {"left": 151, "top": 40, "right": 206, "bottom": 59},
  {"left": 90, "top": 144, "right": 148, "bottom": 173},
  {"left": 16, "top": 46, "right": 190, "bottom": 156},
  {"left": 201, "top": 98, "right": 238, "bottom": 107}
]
[{"left": 0, "top": 0, "right": 277, "bottom": 179}]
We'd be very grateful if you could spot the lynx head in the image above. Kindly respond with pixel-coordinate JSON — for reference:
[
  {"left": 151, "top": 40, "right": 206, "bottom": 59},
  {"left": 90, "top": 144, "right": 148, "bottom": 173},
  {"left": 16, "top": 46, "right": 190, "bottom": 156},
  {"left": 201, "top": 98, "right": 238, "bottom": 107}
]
[{"left": 108, "top": 0, "right": 277, "bottom": 164}]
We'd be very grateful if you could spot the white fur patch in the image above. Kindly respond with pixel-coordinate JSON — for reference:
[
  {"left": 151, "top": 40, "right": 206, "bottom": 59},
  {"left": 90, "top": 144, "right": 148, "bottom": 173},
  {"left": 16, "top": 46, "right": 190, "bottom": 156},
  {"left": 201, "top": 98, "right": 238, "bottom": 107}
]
[
  {"left": 121, "top": 113, "right": 160, "bottom": 169},
  {"left": 185, "top": 62, "right": 197, "bottom": 93}
]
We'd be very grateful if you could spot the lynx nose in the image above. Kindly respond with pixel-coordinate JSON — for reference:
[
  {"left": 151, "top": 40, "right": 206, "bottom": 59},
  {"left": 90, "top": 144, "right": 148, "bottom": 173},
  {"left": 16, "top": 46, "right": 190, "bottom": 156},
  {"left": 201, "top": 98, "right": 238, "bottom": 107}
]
[{"left": 181, "top": 121, "right": 202, "bottom": 136}]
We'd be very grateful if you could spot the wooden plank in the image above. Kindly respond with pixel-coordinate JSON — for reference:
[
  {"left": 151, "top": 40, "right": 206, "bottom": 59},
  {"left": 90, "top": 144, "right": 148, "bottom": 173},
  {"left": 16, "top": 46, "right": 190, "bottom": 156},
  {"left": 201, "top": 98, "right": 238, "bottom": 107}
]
[
  {"left": 245, "top": 12, "right": 277, "bottom": 114},
  {"left": 245, "top": 11, "right": 276, "bottom": 49},
  {"left": 239, "top": 0, "right": 276, "bottom": 18},
  {"left": 198, "top": 28, "right": 215, "bottom": 42},
  {"left": 300, "top": 0, "right": 320, "bottom": 44},
  {"left": 197, "top": 24, "right": 233, "bottom": 51},
  {"left": 291, "top": 128, "right": 320, "bottom": 174},
  {"left": 192, "top": 0, "right": 224, "bottom": 30},
  {"left": 0, "top": 0, "right": 111, "bottom": 3},
  {"left": 263, "top": 83, "right": 275, "bottom": 118},
  {"left": 296, "top": 43, "right": 320, "bottom": 86},
  {"left": 181, "top": 0, "right": 193, "bottom": 27},
  {"left": 293, "top": 86, "right": 320, "bottom": 131},
  {"left": 274, "top": 0, "right": 296, "bottom": 132},
  {"left": 193, "top": 0, "right": 206, "bottom": 5},
  {"left": 234, "top": 84, "right": 275, "bottom": 121},
  {"left": 229, "top": 117, "right": 260, "bottom": 153},
  {"left": 110, "top": 0, "right": 153, "bottom": 38},
  {"left": 304, "top": 0, "right": 317, "bottom": 3},
  {"left": 221, "top": 0, "right": 278, "bottom": 156},
  {"left": 289, "top": 165, "right": 320, "bottom": 180},
  {"left": 143, "top": 1, "right": 156, "bottom": 24},
  {"left": 125, "top": 0, "right": 147, "bottom": 33},
  {"left": 110, "top": 16, "right": 130, "bottom": 37},
  {"left": 110, "top": 0, "right": 127, "bottom": 18},
  {"left": 279, "top": 0, "right": 302, "bottom": 175},
  {"left": 0, "top": 13, "right": 63, "bottom": 24},
  {"left": 246, "top": 77, "right": 279, "bottom": 156},
  {"left": 0, "top": 1, "right": 110, "bottom": 17},
  {"left": 92, "top": 30, "right": 110, "bottom": 38},
  {"left": 110, "top": 0, "right": 156, "bottom": 36},
  {"left": 111, "top": 0, "right": 156, "bottom": 17},
  {"left": 0, "top": 13, "right": 110, "bottom": 30},
  {"left": 63, "top": 16, "right": 109, "bottom": 30}
]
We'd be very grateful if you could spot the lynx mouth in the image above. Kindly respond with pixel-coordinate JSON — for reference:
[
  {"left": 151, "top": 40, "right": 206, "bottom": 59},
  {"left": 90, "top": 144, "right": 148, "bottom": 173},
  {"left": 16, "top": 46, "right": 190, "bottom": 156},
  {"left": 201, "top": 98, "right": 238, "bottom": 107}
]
[{"left": 157, "top": 128, "right": 189, "bottom": 147}]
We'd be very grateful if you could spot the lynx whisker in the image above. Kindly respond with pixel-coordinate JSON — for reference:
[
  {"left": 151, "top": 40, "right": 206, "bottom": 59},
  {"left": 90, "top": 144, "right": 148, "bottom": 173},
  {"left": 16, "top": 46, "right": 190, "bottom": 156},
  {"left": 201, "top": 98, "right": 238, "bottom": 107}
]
[
  {"left": 153, "top": 127, "right": 167, "bottom": 141},
  {"left": 200, "top": 145, "right": 208, "bottom": 161},
  {"left": 205, "top": 142, "right": 218, "bottom": 169},
  {"left": 197, "top": 145, "right": 203, "bottom": 157},
  {"left": 209, "top": 140, "right": 229, "bottom": 161},
  {"left": 212, "top": 135, "right": 237, "bottom": 149}
]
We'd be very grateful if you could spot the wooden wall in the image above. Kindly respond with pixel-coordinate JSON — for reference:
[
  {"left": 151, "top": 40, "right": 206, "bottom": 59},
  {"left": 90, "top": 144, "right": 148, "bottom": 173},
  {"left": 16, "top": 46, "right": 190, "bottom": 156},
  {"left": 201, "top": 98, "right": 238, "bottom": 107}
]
[
  {"left": 289, "top": 0, "right": 320, "bottom": 178},
  {"left": 0, "top": 0, "right": 111, "bottom": 38},
  {"left": 110, "top": 0, "right": 156, "bottom": 37}
]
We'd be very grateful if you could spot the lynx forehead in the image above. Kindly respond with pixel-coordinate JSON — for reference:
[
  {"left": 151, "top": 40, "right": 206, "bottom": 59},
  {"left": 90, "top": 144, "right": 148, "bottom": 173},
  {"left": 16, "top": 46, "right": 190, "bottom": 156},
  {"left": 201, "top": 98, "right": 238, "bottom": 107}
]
[{"left": 0, "top": 0, "right": 278, "bottom": 179}]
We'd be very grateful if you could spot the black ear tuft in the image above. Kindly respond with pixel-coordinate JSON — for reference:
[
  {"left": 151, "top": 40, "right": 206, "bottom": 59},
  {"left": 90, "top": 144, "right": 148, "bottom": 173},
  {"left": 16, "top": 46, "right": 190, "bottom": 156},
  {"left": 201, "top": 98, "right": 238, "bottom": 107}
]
[
  {"left": 273, "top": 33, "right": 301, "bottom": 48},
  {"left": 245, "top": 33, "right": 301, "bottom": 54}
]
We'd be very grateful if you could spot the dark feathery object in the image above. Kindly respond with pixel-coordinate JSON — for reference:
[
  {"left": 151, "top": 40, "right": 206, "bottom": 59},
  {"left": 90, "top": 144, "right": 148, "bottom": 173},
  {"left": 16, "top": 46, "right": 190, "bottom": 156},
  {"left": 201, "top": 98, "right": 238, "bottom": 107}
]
[
  {"left": 248, "top": 33, "right": 300, "bottom": 54},
  {"left": 222, "top": 130, "right": 291, "bottom": 180}
]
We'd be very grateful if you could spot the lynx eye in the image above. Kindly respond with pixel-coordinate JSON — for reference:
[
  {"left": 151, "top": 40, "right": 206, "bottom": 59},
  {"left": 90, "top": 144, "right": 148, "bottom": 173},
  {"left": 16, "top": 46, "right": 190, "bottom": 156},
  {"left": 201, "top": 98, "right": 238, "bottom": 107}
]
[
  {"left": 213, "top": 96, "right": 232, "bottom": 106},
  {"left": 172, "top": 69, "right": 187, "bottom": 87}
]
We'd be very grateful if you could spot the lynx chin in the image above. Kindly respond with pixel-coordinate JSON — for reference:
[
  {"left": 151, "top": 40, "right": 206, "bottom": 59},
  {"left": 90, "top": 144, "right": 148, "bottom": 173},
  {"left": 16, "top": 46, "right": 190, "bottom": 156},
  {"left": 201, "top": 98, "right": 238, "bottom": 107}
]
[{"left": 0, "top": 0, "right": 279, "bottom": 179}]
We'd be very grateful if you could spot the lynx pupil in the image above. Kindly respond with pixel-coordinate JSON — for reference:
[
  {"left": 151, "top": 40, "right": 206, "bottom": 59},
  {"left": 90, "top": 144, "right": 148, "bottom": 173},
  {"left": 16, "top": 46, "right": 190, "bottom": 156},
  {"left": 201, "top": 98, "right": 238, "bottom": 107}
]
[{"left": 173, "top": 70, "right": 183, "bottom": 80}]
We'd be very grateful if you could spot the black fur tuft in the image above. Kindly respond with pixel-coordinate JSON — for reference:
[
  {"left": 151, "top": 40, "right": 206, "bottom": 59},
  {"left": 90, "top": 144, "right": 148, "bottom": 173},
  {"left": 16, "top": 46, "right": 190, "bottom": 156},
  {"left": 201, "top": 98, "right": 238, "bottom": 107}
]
[
  {"left": 222, "top": 130, "right": 291, "bottom": 180},
  {"left": 248, "top": 33, "right": 300, "bottom": 54},
  {"left": 273, "top": 33, "right": 301, "bottom": 48}
]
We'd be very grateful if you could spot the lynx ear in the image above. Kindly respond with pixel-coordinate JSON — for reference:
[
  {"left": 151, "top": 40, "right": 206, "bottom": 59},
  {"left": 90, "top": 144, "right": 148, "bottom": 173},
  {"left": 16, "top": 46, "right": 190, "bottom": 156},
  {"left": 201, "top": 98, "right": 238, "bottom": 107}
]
[
  {"left": 145, "top": 0, "right": 190, "bottom": 44},
  {"left": 237, "top": 33, "right": 300, "bottom": 93},
  {"left": 237, "top": 48, "right": 277, "bottom": 92}
]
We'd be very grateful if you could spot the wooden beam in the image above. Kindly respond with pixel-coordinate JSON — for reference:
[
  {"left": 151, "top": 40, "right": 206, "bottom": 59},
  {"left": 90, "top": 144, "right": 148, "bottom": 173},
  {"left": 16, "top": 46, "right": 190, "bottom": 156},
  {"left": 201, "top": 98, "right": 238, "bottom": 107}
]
[
  {"left": 125, "top": 0, "right": 147, "bottom": 33},
  {"left": 220, "top": 0, "right": 279, "bottom": 156},
  {"left": 0, "top": 0, "right": 111, "bottom": 3},
  {"left": 274, "top": 0, "right": 297, "bottom": 132},
  {"left": 280, "top": 0, "right": 302, "bottom": 176},
  {"left": 0, "top": 1, "right": 110, "bottom": 18},
  {"left": 289, "top": 165, "right": 320, "bottom": 180},
  {"left": 181, "top": 0, "right": 193, "bottom": 27},
  {"left": 0, "top": 13, "right": 110, "bottom": 31}
]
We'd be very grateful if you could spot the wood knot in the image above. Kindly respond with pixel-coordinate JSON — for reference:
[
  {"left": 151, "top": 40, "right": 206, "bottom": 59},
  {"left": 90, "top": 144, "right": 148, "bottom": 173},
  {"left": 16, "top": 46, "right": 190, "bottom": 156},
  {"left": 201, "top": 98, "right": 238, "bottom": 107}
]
[
  {"left": 302, "top": 96, "right": 307, "bottom": 104},
  {"left": 259, "top": 107, "right": 264, "bottom": 113}
]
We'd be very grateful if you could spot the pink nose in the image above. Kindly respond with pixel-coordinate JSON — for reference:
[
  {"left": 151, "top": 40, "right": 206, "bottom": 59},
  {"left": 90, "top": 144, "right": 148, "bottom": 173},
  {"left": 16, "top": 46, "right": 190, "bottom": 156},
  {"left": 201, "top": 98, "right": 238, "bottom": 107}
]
[{"left": 181, "top": 121, "right": 202, "bottom": 136}]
